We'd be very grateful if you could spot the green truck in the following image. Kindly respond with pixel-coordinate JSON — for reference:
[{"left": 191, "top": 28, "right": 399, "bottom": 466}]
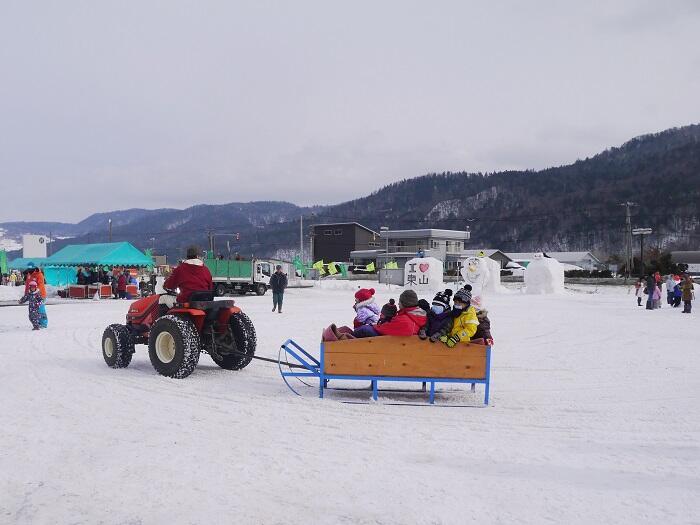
[{"left": 205, "top": 257, "right": 273, "bottom": 296}]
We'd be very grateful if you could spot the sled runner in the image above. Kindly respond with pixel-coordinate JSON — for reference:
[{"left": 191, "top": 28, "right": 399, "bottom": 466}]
[{"left": 280, "top": 337, "right": 491, "bottom": 405}]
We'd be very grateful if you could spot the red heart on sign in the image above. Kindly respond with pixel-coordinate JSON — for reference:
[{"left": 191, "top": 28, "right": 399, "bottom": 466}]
[{"left": 419, "top": 263, "right": 429, "bottom": 273}]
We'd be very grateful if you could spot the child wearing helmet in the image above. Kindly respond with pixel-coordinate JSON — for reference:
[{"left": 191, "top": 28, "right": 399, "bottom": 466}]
[{"left": 18, "top": 280, "right": 45, "bottom": 330}]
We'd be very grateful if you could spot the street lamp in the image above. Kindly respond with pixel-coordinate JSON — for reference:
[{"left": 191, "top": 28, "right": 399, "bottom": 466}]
[{"left": 108, "top": 218, "right": 112, "bottom": 242}]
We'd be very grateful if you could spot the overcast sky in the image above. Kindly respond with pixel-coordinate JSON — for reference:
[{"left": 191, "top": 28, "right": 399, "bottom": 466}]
[{"left": 1, "top": 1, "right": 699, "bottom": 222}]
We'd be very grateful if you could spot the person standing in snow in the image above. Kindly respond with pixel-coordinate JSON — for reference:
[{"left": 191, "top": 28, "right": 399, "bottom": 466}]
[
  {"left": 665, "top": 275, "right": 676, "bottom": 306},
  {"left": 633, "top": 278, "right": 644, "bottom": 307},
  {"left": 681, "top": 275, "right": 695, "bottom": 313},
  {"left": 117, "top": 270, "right": 128, "bottom": 299},
  {"left": 270, "top": 265, "right": 288, "bottom": 313},
  {"left": 24, "top": 264, "right": 47, "bottom": 299},
  {"left": 18, "top": 280, "right": 44, "bottom": 330},
  {"left": 645, "top": 274, "right": 656, "bottom": 310}
]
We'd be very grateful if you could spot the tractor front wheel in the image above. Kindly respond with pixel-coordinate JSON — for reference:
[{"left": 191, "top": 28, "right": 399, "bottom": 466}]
[
  {"left": 102, "top": 324, "right": 135, "bottom": 368},
  {"left": 148, "top": 315, "right": 201, "bottom": 378}
]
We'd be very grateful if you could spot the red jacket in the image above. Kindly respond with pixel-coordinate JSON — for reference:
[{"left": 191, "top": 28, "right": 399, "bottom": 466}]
[
  {"left": 117, "top": 274, "right": 128, "bottom": 291},
  {"left": 374, "top": 306, "right": 427, "bottom": 336},
  {"left": 163, "top": 259, "right": 213, "bottom": 303},
  {"left": 25, "top": 269, "right": 47, "bottom": 299}
]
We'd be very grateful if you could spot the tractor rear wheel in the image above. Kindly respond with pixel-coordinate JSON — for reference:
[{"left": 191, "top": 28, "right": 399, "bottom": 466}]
[
  {"left": 102, "top": 324, "right": 134, "bottom": 368},
  {"left": 148, "top": 315, "right": 201, "bottom": 378},
  {"left": 211, "top": 312, "right": 257, "bottom": 370}
]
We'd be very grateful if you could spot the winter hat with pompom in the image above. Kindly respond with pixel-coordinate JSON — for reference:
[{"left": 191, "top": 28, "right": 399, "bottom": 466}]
[
  {"left": 354, "top": 287, "right": 375, "bottom": 303},
  {"left": 453, "top": 286, "right": 472, "bottom": 305},
  {"left": 381, "top": 299, "right": 397, "bottom": 319},
  {"left": 431, "top": 289, "right": 453, "bottom": 310}
]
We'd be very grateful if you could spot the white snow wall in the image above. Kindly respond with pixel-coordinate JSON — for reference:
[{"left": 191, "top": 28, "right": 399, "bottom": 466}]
[
  {"left": 404, "top": 257, "right": 444, "bottom": 291},
  {"left": 525, "top": 255, "right": 565, "bottom": 294}
]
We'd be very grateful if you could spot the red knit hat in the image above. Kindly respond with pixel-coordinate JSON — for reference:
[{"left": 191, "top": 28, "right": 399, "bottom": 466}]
[{"left": 354, "top": 287, "right": 375, "bottom": 302}]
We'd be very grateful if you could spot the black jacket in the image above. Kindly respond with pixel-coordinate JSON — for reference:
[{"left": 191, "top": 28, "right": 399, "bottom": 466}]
[{"left": 269, "top": 272, "right": 288, "bottom": 293}]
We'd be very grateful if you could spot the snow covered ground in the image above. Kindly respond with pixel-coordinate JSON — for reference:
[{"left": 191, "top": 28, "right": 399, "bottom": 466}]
[{"left": 1, "top": 284, "right": 699, "bottom": 524}]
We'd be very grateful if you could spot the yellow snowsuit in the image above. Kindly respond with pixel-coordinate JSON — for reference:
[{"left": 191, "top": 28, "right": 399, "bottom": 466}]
[{"left": 441, "top": 305, "right": 479, "bottom": 347}]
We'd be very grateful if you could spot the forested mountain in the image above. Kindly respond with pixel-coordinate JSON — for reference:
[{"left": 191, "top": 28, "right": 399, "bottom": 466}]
[
  {"left": 320, "top": 124, "right": 700, "bottom": 256},
  {"left": 3, "top": 124, "right": 699, "bottom": 262}
]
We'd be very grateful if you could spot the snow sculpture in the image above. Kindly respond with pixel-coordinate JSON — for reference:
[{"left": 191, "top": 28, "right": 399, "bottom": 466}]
[
  {"left": 524, "top": 253, "right": 565, "bottom": 294},
  {"left": 460, "top": 253, "right": 505, "bottom": 306},
  {"left": 404, "top": 257, "right": 443, "bottom": 291}
]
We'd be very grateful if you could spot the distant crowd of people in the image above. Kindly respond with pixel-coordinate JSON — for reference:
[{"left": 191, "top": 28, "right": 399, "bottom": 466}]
[
  {"left": 634, "top": 271, "right": 695, "bottom": 313},
  {"left": 1, "top": 270, "right": 24, "bottom": 286}
]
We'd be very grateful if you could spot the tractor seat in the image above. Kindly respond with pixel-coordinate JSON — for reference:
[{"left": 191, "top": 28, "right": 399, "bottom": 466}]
[
  {"left": 189, "top": 300, "right": 236, "bottom": 311},
  {"left": 189, "top": 290, "right": 215, "bottom": 302}
]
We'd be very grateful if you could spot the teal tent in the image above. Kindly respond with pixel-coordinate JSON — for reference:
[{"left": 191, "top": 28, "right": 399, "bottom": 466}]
[
  {"left": 43, "top": 266, "right": 78, "bottom": 286},
  {"left": 8, "top": 257, "right": 48, "bottom": 270},
  {"left": 45, "top": 242, "right": 153, "bottom": 268}
]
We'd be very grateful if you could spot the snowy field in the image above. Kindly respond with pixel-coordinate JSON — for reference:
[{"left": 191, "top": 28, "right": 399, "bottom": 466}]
[{"left": 1, "top": 284, "right": 699, "bottom": 524}]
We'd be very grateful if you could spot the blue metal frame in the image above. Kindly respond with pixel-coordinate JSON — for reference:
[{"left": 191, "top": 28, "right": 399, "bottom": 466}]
[{"left": 279, "top": 339, "right": 492, "bottom": 405}]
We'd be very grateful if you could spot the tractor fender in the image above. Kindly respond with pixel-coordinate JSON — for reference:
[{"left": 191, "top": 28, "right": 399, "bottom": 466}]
[
  {"left": 216, "top": 306, "right": 242, "bottom": 327},
  {"left": 168, "top": 308, "right": 207, "bottom": 332}
]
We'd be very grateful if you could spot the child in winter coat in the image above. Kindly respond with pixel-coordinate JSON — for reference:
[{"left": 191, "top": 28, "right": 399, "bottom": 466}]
[
  {"left": 652, "top": 284, "right": 662, "bottom": 309},
  {"left": 440, "top": 286, "right": 479, "bottom": 348},
  {"left": 673, "top": 283, "right": 683, "bottom": 307},
  {"left": 418, "top": 289, "right": 453, "bottom": 342},
  {"left": 634, "top": 278, "right": 644, "bottom": 307},
  {"left": 354, "top": 290, "right": 427, "bottom": 338},
  {"left": 472, "top": 309, "right": 493, "bottom": 345},
  {"left": 18, "top": 280, "right": 44, "bottom": 330},
  {"left": 353, "top": 288, "right": 380, "bottom": 328},
  {"left": 378, "top": 299, "right": 397, "bottom": 324}
]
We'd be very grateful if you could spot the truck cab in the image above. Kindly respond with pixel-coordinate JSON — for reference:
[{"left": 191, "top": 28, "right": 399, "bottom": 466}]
[{"left": 255, "top": 261, "right": 272, "bottom": 285}]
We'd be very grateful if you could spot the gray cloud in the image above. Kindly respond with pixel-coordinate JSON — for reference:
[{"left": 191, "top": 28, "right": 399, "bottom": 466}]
[{"left": 1, "top": 1, "right": 698, "bottom": 221}]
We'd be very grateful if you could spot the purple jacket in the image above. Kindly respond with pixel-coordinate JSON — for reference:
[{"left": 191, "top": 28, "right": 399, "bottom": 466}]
[
  {"left": 353, "top": 300, "right": 380, "bottom": 328},
  {"left": 425, "top": 309, "right": 453, "bottom": 337}
]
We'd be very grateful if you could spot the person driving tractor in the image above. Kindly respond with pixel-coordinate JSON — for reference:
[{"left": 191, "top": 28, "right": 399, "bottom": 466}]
[{"left": 161, "top": 246, "right": 213, "bottom": 309}]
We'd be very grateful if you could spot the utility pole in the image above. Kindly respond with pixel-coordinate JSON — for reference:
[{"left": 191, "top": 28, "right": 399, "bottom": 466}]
[
  {"left": 300, "top": 215, "right": 304, "bottom": 263},
  {"left": 309, "top": 226, "right": 315, "bottom": 262},
  {"left": 632, "top": 228, "right": 652, "bottom": 278},
  {"left": 108, "top": 218, "right": 112, "bottom": 243},
  {"left": 207, "top": 230, "right": 214, "bottom": 255},
  {"left": 380, "top": 226, "right": 389, "bottom": 268},
  {"left": 619, "top": 202, "right": 636, "bottom": 279}
]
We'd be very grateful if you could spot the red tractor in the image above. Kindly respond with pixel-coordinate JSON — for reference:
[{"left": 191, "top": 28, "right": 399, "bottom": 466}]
[{"left": 101, "top": 290, "right": 256, "bottom": 378}]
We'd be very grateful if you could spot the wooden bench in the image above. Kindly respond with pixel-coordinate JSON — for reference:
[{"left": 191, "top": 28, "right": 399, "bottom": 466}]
[{"left": 280, "top": 336, "right": 491, "bottom": 405}]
